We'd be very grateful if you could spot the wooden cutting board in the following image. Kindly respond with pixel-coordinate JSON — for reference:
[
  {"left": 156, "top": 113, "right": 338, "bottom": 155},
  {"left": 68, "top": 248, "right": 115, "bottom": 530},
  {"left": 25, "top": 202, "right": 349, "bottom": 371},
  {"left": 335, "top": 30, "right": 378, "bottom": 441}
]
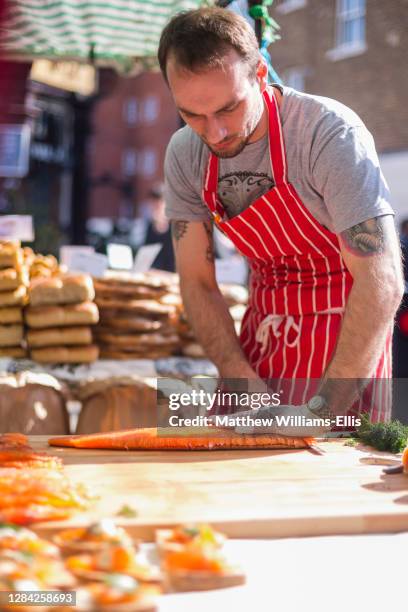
[{"left": 30, "top": 436, "right": 408, "bottom": 541}]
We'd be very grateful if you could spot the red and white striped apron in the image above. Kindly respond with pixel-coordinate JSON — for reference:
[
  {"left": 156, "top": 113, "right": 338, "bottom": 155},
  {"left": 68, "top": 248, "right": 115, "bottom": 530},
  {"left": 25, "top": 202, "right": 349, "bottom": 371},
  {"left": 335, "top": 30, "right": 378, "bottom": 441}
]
[{"left": 202, "top": 87, "right": 392, "bottom": 422}]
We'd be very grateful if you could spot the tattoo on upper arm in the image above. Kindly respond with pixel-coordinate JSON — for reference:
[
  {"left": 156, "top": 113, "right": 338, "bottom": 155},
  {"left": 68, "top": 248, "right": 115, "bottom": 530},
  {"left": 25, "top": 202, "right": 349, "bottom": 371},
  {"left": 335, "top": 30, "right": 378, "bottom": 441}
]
[
  {"left": 203, "top": 221, "right": 215, "bottom": 263},
  {"left": 341, "top": 218, "right": 385, "bottom": 256},
  {"left": 171, "top": 220, "right": 189, "bottom": 243}
]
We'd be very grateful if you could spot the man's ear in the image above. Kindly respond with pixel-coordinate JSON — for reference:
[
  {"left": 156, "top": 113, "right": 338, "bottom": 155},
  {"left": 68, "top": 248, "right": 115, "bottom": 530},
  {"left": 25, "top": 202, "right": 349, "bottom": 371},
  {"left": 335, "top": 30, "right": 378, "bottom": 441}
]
[{"left": 256, "top": 59, "right": 268, "bottom": 91}]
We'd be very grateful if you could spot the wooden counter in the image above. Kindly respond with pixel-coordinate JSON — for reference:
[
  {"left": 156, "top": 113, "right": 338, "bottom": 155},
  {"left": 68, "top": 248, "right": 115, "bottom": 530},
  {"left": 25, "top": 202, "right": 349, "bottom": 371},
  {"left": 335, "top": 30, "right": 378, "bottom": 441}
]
[{"left": 30, "top": 437, "right": 408, "bottom": 541}]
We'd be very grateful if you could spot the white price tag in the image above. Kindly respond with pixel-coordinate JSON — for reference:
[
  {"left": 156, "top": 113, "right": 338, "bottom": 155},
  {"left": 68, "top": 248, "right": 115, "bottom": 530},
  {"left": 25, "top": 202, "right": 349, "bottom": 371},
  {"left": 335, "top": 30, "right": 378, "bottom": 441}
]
[
  {"left": 60, "top": 245, "right": 95, "bottom": 268},
  {"left": 133, "top": 243, "right": 162, "bottom": 273},
  {"left": 107, "top": 243, "right": 133, "bottom": 270},
  {"left": 0, "top": 215, "right": 34, "bottom": 241},
  {"left": 69, "top": 252, "right": 108, "bottom": 278}
]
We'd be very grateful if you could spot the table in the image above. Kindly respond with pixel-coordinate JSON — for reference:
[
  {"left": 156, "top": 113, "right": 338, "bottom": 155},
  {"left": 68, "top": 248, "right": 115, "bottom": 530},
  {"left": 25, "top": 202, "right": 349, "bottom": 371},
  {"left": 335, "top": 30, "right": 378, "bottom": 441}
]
[
  {"left": 33, "top": 438, "right": 408, "bottom": 540},
  {"left": 28, "top": 436, "right": 408, "bottom": 610}
]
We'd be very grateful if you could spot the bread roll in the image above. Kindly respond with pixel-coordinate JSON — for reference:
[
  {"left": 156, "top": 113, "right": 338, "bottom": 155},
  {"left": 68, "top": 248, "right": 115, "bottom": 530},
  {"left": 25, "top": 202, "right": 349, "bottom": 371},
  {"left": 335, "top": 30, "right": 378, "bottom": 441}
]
[
  {"left": 0, "top": 267, "right": 28, "bottom": 291},
  {"left": 98, "top": 312, "right": 165, "bottom": 332},
  {"left": 27, "top": 326, "right": 92, "bottom": 348},
  {"left": 30, "top": 253, "right": 60, "bottom": 278},
  {"left": 30, "top": 344, "right": 99, "bottom": 364},
  {"left": 0, "top": 346, "right": 27, "bottom": 359},
  {"left": 100, "top": 270, "right": 172, "bottom": 289},
  {"left": 29, "top": 274, "right": 95, "bottom": 306},
  {"left": 0, "top": 286, "right": 27, "bottom": 307},
  {"left": 30, "top": 264, "right": 54, "bottom": 279},
  {"left": 93, "top": 331, "right": 180, "bottom": 348},
  {"left": 94, "top": 281, "right": 167, "bottom": 301},
  {"left": 0, "top": 324, "right": 24, "bottom": 347},
  {"left": 0, "top": 307, "right": 23, "bottom": 324},
  {"left": 22, "top": 246, "right": 35, "bottom": 267},
  {"left": 62, "top": 275, "right": 95, "bottom": 303},
  {"left": 0, "top": 242, "right": 23, "bottom": 269},
  {"left": 29, "top": 276, "right": 71, "bottom": 306},
  {"left": 32, "top": 253, "right": 58, "bottom": 270},
  {"left": 25, "top": 302, "right": 99, "bottom": 329},
  {"left": 95, "top": 297, "right": 175, "bottom": 317},
  {"left": 99, "top": 347, "right": 172, "bottom": 360}
]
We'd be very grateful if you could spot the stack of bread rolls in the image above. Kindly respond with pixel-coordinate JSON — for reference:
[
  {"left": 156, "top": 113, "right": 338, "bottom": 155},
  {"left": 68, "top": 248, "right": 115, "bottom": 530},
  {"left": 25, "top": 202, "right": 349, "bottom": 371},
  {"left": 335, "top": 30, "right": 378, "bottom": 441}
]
[
  {"left": 0, "top": 241, "right": 29, "bottom": 358},
  {"left": 24, "top": 248, "right": 65, "bottom": 279},
  {"left": 93, "top": 271, "right": 181, "bottom": 360},
  {"left": 178, "top": 283, "right": 248, "bottom": 358},
  {"left": 93, "top": 270, "right": 248, "bottom": 361},
  {"left": 25, "top": 274, "right": 99, "bottom": 363}
]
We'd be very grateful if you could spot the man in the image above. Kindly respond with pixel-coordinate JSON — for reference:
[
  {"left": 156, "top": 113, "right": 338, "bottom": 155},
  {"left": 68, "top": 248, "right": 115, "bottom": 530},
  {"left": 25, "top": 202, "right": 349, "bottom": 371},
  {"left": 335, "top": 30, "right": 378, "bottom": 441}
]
[{"left": 158, "top": 8, "right": 403, "bottom": 430}]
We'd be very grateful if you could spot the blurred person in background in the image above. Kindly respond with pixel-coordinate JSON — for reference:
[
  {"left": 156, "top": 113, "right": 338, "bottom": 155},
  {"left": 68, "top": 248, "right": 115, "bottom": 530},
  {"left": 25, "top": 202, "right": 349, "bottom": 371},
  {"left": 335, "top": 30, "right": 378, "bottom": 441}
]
[
  {"left": 400, "top": 218, "right": 408, "bottom": 248},
  {"left": 142, "top": 184, "right": 175, "bottom": 272},
  {"left": 393, "top": 219, "right": 408, "bottom": 378},
  {"left": 399, "top": 219, "right": 408, "bottom": 294}
]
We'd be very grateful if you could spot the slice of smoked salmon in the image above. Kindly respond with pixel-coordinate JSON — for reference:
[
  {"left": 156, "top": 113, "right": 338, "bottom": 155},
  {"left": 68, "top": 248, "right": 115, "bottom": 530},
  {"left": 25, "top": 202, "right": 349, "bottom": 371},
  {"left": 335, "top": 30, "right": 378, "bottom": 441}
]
[
  {"left": 49, "top": 428, "right": 314, "bottom": 450},
  {"left": 0, "top": 504, "right": 73, "bottom": 525},
  {"left": 0, "top": 434, "right": 63, "bottom": 469},
  {"left": 0, "top": 433, "right": 28, "bottom": 447}
]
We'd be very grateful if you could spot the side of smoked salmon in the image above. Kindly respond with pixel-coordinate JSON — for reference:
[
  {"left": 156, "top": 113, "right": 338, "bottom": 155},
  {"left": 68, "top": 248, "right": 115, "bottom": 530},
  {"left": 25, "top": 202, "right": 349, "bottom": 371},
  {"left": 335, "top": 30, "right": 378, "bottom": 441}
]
[{"left": 49, "top": 427, "right": 313, "bottom": 450}]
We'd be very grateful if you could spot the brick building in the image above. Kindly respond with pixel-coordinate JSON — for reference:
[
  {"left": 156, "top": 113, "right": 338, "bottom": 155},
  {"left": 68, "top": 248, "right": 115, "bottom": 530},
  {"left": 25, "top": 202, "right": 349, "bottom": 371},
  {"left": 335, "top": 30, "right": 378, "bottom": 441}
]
[
  {"left": 88, "top": 71, "right": 179, "bottom": 222},
  {"left": 270, "top": 0, "right": 408, "bottom": 223}
]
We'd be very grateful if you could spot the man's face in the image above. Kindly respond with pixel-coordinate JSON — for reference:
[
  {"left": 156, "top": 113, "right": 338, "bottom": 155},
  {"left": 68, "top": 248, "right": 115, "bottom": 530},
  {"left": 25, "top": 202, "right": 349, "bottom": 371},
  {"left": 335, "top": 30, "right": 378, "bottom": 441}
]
[{"left": 167, "top": 49, "right": 265, "bottom": 158}]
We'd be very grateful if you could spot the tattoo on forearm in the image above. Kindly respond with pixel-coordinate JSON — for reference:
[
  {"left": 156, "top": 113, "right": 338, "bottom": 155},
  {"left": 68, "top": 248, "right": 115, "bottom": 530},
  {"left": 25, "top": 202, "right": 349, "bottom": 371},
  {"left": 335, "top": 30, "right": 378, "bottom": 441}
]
[
  {"left": 171, "top": 220, "right": 189, "bottom": 243},
  {"left": 203, "top": 221, "right": 215, "bottom": 263},
  {"left": 341, "top": 218, "right": 385, "bottom": 255}
]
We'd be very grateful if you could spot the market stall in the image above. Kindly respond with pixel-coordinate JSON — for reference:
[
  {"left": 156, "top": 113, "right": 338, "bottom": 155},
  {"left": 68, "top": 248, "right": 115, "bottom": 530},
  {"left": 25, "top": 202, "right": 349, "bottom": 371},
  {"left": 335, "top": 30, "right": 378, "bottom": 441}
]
[{"left": 0, "top": 1, "right": 406, "bottom": 610}]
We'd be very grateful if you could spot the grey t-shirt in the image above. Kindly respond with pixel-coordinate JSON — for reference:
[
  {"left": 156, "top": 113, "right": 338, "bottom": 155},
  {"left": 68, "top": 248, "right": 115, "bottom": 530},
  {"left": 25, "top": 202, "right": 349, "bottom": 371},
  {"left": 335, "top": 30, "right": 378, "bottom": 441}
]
[{"left": 164, "top": 85, "right": 393, "bottom": 234}]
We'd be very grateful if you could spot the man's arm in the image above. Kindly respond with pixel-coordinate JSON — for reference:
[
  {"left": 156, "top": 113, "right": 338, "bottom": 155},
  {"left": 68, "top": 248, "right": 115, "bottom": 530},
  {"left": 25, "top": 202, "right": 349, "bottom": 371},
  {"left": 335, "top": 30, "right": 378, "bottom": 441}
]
[
  {"left": 171, "top": 219, "right": 258, "bottom": 379},
  {"left": 318, "top": 214, "right": 404, "bottom": 413}
]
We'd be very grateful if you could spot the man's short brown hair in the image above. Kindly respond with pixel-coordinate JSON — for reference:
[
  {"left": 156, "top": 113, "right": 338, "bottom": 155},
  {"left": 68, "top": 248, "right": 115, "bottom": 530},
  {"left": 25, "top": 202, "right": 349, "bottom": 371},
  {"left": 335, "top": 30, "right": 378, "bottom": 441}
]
[{"left": 158, "top": 7, "right": 260, "bottom": 82}]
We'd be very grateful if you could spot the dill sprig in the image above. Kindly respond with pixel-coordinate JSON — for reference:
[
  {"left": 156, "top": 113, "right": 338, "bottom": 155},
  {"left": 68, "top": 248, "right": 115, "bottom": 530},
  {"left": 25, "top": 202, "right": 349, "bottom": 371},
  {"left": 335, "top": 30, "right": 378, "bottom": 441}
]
[{"left": 356, "top": 414, "right": 408, "bottom": 453}]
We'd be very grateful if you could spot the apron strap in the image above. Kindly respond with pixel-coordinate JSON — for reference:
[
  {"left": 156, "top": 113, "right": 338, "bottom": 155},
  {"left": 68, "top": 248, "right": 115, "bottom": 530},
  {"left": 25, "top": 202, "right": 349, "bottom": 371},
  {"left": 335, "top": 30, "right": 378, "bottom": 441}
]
[
  {"left": 263, "top": 87, "right": 288, "bottom": 186},
  {"left": 202, "top": 154, "right": 225, "bottom": 221}
]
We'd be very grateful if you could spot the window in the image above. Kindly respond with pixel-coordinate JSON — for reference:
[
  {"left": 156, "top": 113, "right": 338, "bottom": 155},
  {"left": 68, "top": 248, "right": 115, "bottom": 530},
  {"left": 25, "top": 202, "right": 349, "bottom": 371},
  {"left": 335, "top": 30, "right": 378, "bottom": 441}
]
[
  {"left": 142, "top": 96, "right": 159, "bottom": 123},
  {"left": 336, "top": 0, "right": 366, "bottom": 47},
  {"left": 122, "top": 149, "right": 137, "bottom": 176},
  {"left": 283, "top": 68, "right": 307, "bottom": 92},
  {"left": 138, "top": 148, "right": 157, "bottom": 177},
  {"left": 327, "top": 0, "right": 366, "bottom": 61},
  {"left": 123, "top": 98, "right": 138, "bottom": 125}
]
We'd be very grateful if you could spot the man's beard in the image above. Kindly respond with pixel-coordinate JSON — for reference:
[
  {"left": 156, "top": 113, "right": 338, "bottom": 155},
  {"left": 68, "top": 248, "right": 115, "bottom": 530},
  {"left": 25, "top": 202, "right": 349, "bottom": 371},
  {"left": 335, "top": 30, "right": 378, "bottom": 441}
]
[
  {"left": 205, "top": 98, "right": 264, "bottom": 159},
  {"left": 207, "top": 133, "right": 251, "bottom": 159}
]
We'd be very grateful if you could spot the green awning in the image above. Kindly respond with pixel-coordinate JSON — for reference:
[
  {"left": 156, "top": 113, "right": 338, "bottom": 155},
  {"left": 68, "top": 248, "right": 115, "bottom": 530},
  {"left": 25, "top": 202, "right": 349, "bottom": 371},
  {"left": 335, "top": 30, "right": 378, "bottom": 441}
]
[{"left": 0, "top": 0, "right": 209, "bottom": 72}]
